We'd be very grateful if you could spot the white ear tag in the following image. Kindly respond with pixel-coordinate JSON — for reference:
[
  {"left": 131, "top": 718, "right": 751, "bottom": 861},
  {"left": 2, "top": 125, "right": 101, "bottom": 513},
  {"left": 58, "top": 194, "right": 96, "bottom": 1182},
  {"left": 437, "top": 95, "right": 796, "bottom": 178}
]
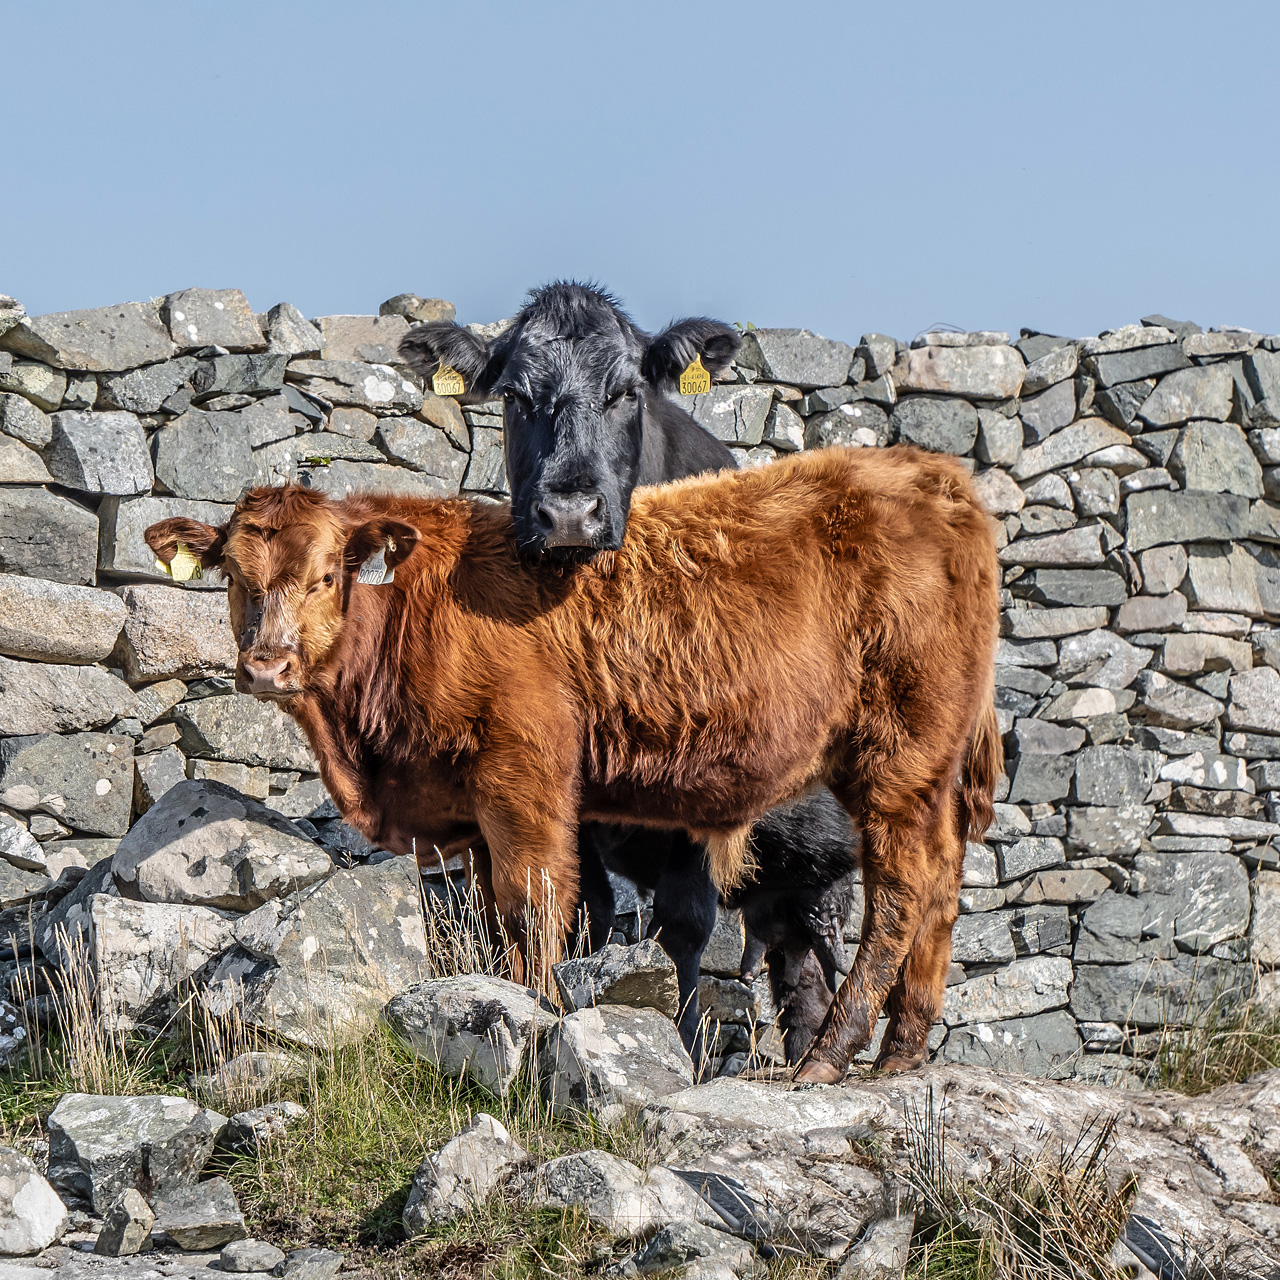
[{"left": 356, "top": 539, "right": 398, "bottom": 585}]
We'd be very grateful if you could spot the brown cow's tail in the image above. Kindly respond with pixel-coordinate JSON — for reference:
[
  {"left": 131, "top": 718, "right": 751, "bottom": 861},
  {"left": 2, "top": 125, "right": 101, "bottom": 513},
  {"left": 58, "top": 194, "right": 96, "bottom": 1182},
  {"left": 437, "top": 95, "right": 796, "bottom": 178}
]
[{"left": 959, "top": 696, "right": 1003, "bottom": 843}]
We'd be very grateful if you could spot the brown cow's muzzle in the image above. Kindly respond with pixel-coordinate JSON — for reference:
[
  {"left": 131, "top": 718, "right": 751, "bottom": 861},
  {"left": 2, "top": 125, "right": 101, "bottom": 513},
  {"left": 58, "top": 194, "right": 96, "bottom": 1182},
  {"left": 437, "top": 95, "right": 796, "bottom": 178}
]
[{"left": 237, "top": 654, "right": 300, "bottom": 699}]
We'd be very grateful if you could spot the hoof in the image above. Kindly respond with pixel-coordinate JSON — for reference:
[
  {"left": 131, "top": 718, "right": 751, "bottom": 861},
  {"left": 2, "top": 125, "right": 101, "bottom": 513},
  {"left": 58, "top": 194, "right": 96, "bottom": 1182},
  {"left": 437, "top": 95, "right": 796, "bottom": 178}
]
[
  {"left": 793, "top": 1059, "right": 845, "bottom": 1085},
  {"left": 874, "top": 1050, "right": 925, "bottom": 1073}
]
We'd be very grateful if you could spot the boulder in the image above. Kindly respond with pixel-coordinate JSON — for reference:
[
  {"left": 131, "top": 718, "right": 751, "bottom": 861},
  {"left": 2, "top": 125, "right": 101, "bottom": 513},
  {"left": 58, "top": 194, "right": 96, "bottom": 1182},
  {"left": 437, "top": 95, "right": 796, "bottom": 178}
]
[
  {"left": 385, "top": 974, "right": 553, "bottom": 1097},
  {"left": 164, "top": 288, "right": 264, "bottom": 353},
  {"left": 206, "top": 855, "right": 430, "bottom": 1046},
  {"left": 0, "top": 486, "right": 99, "bottom": 585},
  {"left": 0, "top": 1147, "right": 68, "bottom": 1255},
  {"left": 608, "top": 1218, "right": 757, "bottom": 1277},
  {"left": 150, "top": 1175, "right": 247, "bottom": 1250},
  {"left": 94, "top": 1187, "right": 155, "bottom": 1256},
  {"left": 1, "top": 301, "right": 174, "bottom": 371},
  {"left": 112, "top": 583, "right": 237, "bottom": 682},
  {"left": 113, "top": 779, "right": 332, "bottom": 910},
  {"left": 402, "top": 1113, "right": 527, "bottom": 1233},
  {"left": 0, "top": 732, "right": 134, "bottom": 834},
  {"left": 529, "top": 1148, "right": 703, "bottom": 1239},
  {"left": 541, "top": 1005, "right": 694, "bottom": 1123},
  {"left": 889, "top": 396, "right": 978, "bottom": 454},
  {"left": 46, "top": 1093, "right": 226, "bottom": 1213},
  {"left": 172, "top": 693, "right": 317, "bottom": 771},
  {"left": 735, "top": 329, "right": 854, "bottom": 388},
  {"left": 553, "top": 939, "right": 679, "bottom": 1019},
  {"left": 44, "top": 410, "right": 153, "bottom": 495},
  {"left": 222, "top": 1238, "right": 288, "bottom": 1273},
  {"left": 0, "top": 574, "right": 126, "bottom": 664},
  {"left": 0, "top": 656, "right": 135, "bottom": 735}
]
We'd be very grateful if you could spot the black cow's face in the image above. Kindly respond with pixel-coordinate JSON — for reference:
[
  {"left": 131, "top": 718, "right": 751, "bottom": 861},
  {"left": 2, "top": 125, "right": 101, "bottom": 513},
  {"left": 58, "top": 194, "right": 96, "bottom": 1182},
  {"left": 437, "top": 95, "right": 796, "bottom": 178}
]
[{"left": 399, "top": 283, "right": 738, "bottom": 561}]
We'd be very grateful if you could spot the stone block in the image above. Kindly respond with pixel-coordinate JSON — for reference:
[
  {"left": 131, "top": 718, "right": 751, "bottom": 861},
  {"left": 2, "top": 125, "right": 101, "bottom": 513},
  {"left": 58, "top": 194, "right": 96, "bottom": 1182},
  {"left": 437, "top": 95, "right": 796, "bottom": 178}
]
[
  {"left": 0, "top": 487, "right": 99, "bottom": 585},
  {"left": 1006, "top": 754, "right": 1075, "bottom": 804},
  {"left": 1125, "top": 490, "right": 1249, "bottom": 552},
  {"left": 889, "top": 396, "right": 978, "bottom": 454},
  {"left": 285, "top": 359, "right": 423, "bottom": 414},
  {"left": 941, "top": 956, "right": 1072, "bottom": 1026},
  {"left": 1184, "top": 545, "right": 1263, "bottom": 616},
  {"left": 1007, "top": 868, "right": 1111, "bottom": 906},
  {"left": 163, "top": 288, "right": 264, "bottom": 353},
  {"left": 1087, "top": 342, "right": 1190, "bottom": 388},
  {"left": 1227, "top": 667, "right": 1280, "bottom": 735},
  {"left": 0, "top": 732, "right": 134, "bottom": 834},
  {"left": 553, "top": 939, "right": 679, "bottom": 1019},
  {"left": 172, "top": 694, "right": 317, "bottom": 771},
  {"left": 315, "top": 313, "right": 409, "bottom": 364},
  {"left": 1012, "top": 419, "right": 1129, "bottom": 480},
  {"left": 941, "top": 1010, "right": 1080, "bottom": 1078},
  {"left": 1019, "top": 379, "right": 1076, "bottom": 441},
  {"left": 950, "top": 911, "right": 1016, "bottom": 964},
  {"left": 1073, "top": 746, "right": 1161, "bottom": 807},
  {"left": 0, "top": 434, "right": 52, "bottom": 483},
  {"left": 1168, "top": 421, "right": 1263, "bottom": 497},
  {"left": 1139, "top": 365, "right": 1235, "bottom": 426},
  {"left": 0, "top": 391, "right": 53, "bottom": 447},
  {"left": 895, "top": 344, "right": 1024, "bottom": 399},
  {"left": 1056, "top": 629, "right": 1151, "bottom": 689},
  {"left": 0, "top": 574, "right": 125, "bottom": 664},
  {"left": 152, "top": 409, "right": 257, "bottom": 502},
  {"left": 1115, "top": 591, "right": 1187, "bottom": 634},
  {"left": 44, "top": 409, "right": 154, "bottom": 494},
  {"left": 263, "top": 303, "right": 323, "bottom": 357},
  {"left": 1133, "top": 670, "right": 1226, "bottom": 729},
  {"left": 377, "top": 418, "right": 468, "bottom": 493},
  {"left": 1003, "top": 606, "right": 1109, "bottom": 639},
  {"left": 98, "top": 494, "right": 233, "bottom": 585},
  {"left": 806, "top": 402, "right": 890, "bottom": 449},
  {"left": 97, "top": 357, "right": 200, "bottom": 413},
  {"left": 2, "top": 301, "right": 174, "bottom": 371},
  {"left": 1021, "top": 343, "right": 1078, "bottom": 394},
  {"left": 736, "top": 328, "right": 854, "bottom": 388},
  {"left": 150, "top": 1175, "right": 247, "bottom": 1250},
  {"left": 112, "top": 583, "right": 236, "bottom": 681},
  {"left": 998, "top": 524, "right": 1117, "bottom": 568},
  {"left": 1066, "top": 805, "right": 1153, "bottom": 858}
]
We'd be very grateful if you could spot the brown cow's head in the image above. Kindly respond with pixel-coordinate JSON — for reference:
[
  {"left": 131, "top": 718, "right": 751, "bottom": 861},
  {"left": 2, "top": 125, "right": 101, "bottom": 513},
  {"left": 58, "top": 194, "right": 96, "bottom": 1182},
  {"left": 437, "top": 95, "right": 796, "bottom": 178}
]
[{"left": 145, "top": 486, "right": 419, "bottom": 700}]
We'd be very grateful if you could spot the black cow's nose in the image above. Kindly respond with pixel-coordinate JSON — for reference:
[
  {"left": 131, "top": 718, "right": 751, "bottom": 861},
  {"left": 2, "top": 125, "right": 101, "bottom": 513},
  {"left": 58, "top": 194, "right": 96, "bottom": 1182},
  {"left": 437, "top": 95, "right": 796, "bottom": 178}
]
[{"left": 535, "top": 492, "right": 606, "bottom": 547}]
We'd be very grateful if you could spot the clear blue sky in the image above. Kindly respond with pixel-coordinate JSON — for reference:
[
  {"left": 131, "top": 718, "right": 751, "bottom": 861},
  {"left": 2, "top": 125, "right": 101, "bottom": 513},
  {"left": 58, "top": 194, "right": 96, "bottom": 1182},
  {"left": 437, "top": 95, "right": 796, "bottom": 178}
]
[{"left": 4, "top": 2, "right": 1278, "bottom": 345}]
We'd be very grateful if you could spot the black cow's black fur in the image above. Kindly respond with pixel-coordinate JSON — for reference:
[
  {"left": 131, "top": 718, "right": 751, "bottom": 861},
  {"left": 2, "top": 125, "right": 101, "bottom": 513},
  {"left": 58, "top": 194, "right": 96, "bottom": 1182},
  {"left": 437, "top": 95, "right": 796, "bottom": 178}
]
[{"left": 399, "top": 283, "right": 861, "bottom": 1063}]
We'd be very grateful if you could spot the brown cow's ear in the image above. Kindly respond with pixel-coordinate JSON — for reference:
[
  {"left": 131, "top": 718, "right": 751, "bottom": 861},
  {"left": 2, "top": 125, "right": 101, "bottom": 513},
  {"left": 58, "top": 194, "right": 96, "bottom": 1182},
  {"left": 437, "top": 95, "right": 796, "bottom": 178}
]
[
  {"left": 145, "top": 517, "right": 227, "bottom": 569},
  {"left": 344, "top": 518, "right": 421, "bottom": 583}
]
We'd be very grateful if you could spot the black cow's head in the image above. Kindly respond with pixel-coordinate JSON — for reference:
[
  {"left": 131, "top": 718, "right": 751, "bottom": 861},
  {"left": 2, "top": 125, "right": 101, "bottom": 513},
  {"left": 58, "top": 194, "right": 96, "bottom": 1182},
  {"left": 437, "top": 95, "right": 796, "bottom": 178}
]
[{"left": 399, "top": 282, "right": 738, "bottom": 560}]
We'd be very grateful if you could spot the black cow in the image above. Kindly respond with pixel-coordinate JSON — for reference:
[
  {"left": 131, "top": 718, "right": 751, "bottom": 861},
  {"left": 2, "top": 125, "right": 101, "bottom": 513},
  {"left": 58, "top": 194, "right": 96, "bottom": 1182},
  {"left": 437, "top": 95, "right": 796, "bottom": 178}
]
[{"left": 400, "top": 282, "right": 860, "bottom": 1061}]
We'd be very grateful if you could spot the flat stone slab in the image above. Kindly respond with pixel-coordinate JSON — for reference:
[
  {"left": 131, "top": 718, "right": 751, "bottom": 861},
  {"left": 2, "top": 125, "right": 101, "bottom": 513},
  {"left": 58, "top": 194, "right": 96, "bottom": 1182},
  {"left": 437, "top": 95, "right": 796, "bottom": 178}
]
[
  {"left": 0, "top": 575, "right": 126, "bottom": 665},
  {"left": 1, "top": 301, "right": 175, "bottom": 371},
  {"left": 111, "top": 584, "right": 236, "bottom": 682},
  {"left": 151, "top": 1175, "right": 246, "bottom": 1250},
  {"left": 0, "top": 658, "right": 136, "bottom": 735}
]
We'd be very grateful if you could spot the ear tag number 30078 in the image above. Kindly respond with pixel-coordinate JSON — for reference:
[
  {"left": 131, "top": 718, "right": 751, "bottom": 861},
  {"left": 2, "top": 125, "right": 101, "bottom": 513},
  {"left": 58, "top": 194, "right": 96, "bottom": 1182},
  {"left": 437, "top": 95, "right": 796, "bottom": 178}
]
[
  {"left": 678, "top": 354, "right": 711, "bottom": 396},
  {"left": 157, "top": 541, "right": 202, "bottom": 582},
  {"left": 432, "top": 364, "right": 466, "bottom": 397}
]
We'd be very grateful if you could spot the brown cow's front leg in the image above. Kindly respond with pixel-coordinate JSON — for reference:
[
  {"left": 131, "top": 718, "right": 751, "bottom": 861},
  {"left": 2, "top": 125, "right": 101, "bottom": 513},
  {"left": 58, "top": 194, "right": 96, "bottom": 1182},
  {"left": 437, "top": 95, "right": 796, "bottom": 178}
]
[{"left": 794, "top": 813, "right": 928, "bottom": 1084}]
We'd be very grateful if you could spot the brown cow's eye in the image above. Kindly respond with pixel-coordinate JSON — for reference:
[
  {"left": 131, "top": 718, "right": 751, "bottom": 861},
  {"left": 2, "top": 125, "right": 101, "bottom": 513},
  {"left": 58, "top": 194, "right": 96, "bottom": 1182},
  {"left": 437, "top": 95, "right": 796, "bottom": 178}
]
[{"left": 323, "top": 573, "right": 335, "bottom": 588}]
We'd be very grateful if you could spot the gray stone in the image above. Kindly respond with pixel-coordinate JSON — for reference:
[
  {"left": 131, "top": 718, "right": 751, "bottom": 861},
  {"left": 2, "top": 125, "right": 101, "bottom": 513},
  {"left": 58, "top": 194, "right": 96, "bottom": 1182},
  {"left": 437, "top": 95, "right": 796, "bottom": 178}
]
[
  {"left": 1003, "top": 606, "right": 1109, "bottom": 639},
  {"left": 1252, "top": 871, "right": 1280, "bottom": 965},
  {"left": 0, "top": 435, "right": 52, "bottom": 483},
  {"left": 805, "top": 401, "right": 890, "bottom": 449},
  {"left": 975, "top": 409, "right": 1022, "bottom": 466},
  {"left": 0, "top": 297, "right": 22, "bottom": 341},
  {"left": 896, "top": 344, "right": 1024, "bottom": 399},
  {"left": 403, "top": 1113, "right": 527, "bottom": 1233},
  {"left": 1125, "top": 490, "right": 1249, "bottom": 551},
  {"left": 997, "top": 836, "right": 1065, "bottom": 881},
  {"left": 1184, "top": 545, "right": 1263, "bottom": 615},
  {"left": 941, "top": 956, "right": 1072, "bottom": 1026},
  {"left": 223, "top": 1100, "right": 307, "bottom": 1154},
  {"left": 222, "top": 1238, "right": 287, "bottom": 1272},
  {"left": 309, "top": 314, "right": 407, "bottom": 365},
  {"left": 1074, "top": 891, "right": 1144, "bottom": 964},
  {"left": 275, "top": 1247, "right": 345, "bottom": 1280},
  {"left": 1140, "top": 366, "right": 1235, "bottom": 427},
  {"left": 1019, "top": 379, "right": 1076, "bottom": 442},
  {"left": 0, "top": 392, "right": 53, "bottom": 447},
  {"left": 327, "top": 406, "right": 379, "bottom": 442},
  {"left": 2, "top": 301, "right": 174, "bottom": 371},
  {"left": 1022, "top": 568, "right": 1126, "bottom": 607},
  {"left": 889, "top": 396, "right": 978, "bottom": 454},
  {"left": 385, "top": 975, "right": 553, "bottom": 1097},
  {"left": 111, "top": 583, "right": 236, "bottom": 682},
  {"left": 462, "top": 428, "right": 508, "bottom": 495},
  {"left": 1069, "top": 955, "right": 1248, "bottom": 1027},
  {"left": 376, "top": 418, "right": 469, "bottom": 494},
  {"left": 0, "top": 358, "right": 66, "bottom": 411},
  {"left": 998, "top": 524, "right": 1118, "bottom": 568},
  {"left": 0, "top": 575, "right": 125, "bottom": 664},
  {"left": 1083, "top": 325, "right": 1178, "bottom": 356},
  {"left": 189, "top": 759, "right": 269, "bottom": 799},
  {"left": 206, "top": 855, "right": 429, "bottom": 1047},
  {"left": 0, "top": 732, "right": 133, "bottom": 834},
  {"left": 382, "top": 294, "right": 456, "bottom": 324},
  {"left": 857, "top": 334, "right": 897, "bottom": 377},
  {"left": 0, "top": 487, "right": 98, "bottom": 585},
  {"left": 836, "top": 1214, "right": 913, "bottom": 1280},
  {"left": 285, "top": 359, "right": 422, "bottom": 414},
  {"left": 153, "top": 409, "right": 257, "bottom": 502},
  {"left": 1087, "top": 342, "right": 1191, "bottom": 389},
  {"left": 263, "top": 303, "right": 323, "bottom": 357},
  {"left": 94, "top": 1187, "right": 154, "bottom": 1256},
  {"left": 97, "top": 494, "right": 233, "bottom": 586},
  {"left": 163, "top": 289, "right": 264, "bottom": 353},
  {"left": 113, "top": 779, "right": 331, "bottom": 910},
  {"left": 1226, "top": 666, "right": 1280, "bottom": 734},
  {"left": 610, "top": 1218, "right": 757, "bottom": 1277},
  {"left": 263, "top": 776, "right": 336, "bottom": 822},
  {"left": 684, "top": 386, "right": 773, "bottom": 446},
  {"left": 1010, "top": 904, "right": 1071, "bottom": 954},
  {"left": 1162, "top": 632, "right": 1253, "bottom": 676},
  {"left": 1021, "top": 343, "right": 1078, "bottom": 394},
  {"left": 1066, "top": 805, "right": 1153, "bottom": 858},
  {"left": 192, "top": 352, "right": 288, "bottom": 399},
  {"left": 308, "top": 457, "right": 468, "bottom": 500},
  {"left": 236, "top": 395, "right": 297, "bottom": 447},
  {"left": 252, "top": 432, "right": 385, "bottom": 486},
  {"left": 971, "top": 468, "right": 1024, "bottom": 516},
  {"left": 1141, "top": 545, "right": 1190, "bottom": 595},
  {"left": 1007, "top": 868, "right": 1112, "bottom": 906},
  {"left": 1012, "top": 718, "right": 1084, "bottom": 755},
  {"left": 417, "top": 391, "right": 470, "bottom": 449},
  {"left": 763, "top": 401, "right": 804, "bottom": 451},
  {"left": 172, "top": 694, "right": 318, "bottom": 771},
  {"left": 950, "top": 911, "right": 1016, "bottom": 964},
  {"left": 1012, "top": 418, "right": 1130, "bottom": 480},
  {"left": 46, "top": 1092, "right": 226, "bottom": 1213},
  {"left": 133, "top": 745, "right": 187, "bottom": 814},
  {"left": 1068, "top": 468, "right": 1120, "bottom": 517},
  {"left": 530, "top": 1151, "right": 704, "bottom": 1241},
  {"left": 1006, "top": 754, "right": 1075, "bottom": 804},
  {"left": 553, "top": 939, "right": 679, "bottom": 1020},
  {"left": 941, "top": 1010, "right": 1080, "bottom": 1079},
  {"left": 1168, "top": 422, "right": 1263, "bottom": 497},
  {"left": 542, "top": 1005, "right": 694, "bottom": 1123},
  {"left": 1022, "top": 472, "right": 1073, "bottom": 508},
  {"left": 1115, "top": 592, "right": 1188, "bottom": 635},
  {"left": 1073, "top": 746, "right": 1161, "bottom": 807},
  {"left": 0, "top": 1148, "right": 66, "bottom": 1256},
  {"left": 151, "top": 1175, "right": 246, "bottom": 1250},
  {"left": 97, "top": 357, "right": 200, "bottom": 414},
  {"left": 0, "top": 815, "right": 46, "bottom": 874},
  {"left": 1162, "top": 752, "right": 1249, "bottom": 792},
  {"left": 1132, "top": 850, "right": 1252, "bottom": 953},
  {"left": 736, "top": 329, "right": 853, "bottom": 388},
  {"left": 1040, "top": 687, "right": 1124, "bottom": 721}
]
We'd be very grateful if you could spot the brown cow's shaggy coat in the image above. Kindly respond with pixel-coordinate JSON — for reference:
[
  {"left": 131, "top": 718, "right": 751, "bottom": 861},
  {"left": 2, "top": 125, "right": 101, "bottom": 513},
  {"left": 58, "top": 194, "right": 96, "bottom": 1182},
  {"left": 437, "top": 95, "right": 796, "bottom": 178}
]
[{"left": 146, "top": 445, "right": 1001, "bottom": 1078}]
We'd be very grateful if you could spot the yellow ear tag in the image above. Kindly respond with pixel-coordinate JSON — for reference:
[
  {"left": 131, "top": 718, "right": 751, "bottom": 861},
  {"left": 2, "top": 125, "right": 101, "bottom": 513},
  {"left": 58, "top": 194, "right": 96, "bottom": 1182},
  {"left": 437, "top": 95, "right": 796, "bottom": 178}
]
[
  {"left": 162, "top": 542, "right": 202, "bottom": 582},
  {"left": 432, "top": 363, "right": 466, "bottom": 397},
  {"left": 678, "top": 353, "right": 712, "bottom": 396}
]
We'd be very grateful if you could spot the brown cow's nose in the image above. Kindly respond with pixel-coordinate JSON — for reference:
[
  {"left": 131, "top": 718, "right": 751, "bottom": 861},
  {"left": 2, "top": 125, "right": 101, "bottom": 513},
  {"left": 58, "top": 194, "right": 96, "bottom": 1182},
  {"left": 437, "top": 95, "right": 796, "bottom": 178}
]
[
  {"left": 536, "top": 492, "right": 605, "bottom": 547},
  {"left": 239, "top": 655, "right": 294, "bottom": 696}
]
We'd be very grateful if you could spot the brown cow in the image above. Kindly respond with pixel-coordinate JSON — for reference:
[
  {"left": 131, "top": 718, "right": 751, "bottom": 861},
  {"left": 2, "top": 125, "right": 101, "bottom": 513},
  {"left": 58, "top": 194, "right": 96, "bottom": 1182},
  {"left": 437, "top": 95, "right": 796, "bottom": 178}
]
[{"left": 145, "top": 445, "right": 1001, "bottom": 1079}]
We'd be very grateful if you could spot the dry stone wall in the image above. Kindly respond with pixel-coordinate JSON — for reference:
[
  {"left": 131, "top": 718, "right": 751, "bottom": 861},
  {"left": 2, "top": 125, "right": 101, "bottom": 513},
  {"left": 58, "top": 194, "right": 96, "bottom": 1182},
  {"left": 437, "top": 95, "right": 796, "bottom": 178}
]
[{"left": 2, "top": 289, "right": 1279, "bottom": 1085}]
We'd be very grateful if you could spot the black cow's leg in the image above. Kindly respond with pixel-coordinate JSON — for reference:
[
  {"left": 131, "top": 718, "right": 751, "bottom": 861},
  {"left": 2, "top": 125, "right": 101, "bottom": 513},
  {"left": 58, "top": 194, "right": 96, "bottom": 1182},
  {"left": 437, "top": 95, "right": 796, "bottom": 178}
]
[
  {"left": 648, "top": 831, "right": 718, "bottom": 1061},
  {"left": 572, "top": 823, "right": 618, "bottom": 955}
]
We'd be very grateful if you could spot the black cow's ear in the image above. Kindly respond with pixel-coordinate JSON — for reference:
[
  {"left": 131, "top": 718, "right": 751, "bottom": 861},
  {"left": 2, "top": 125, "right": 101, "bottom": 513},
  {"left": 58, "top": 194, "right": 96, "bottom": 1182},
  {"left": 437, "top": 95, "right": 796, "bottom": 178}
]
[
  {"left": 642, "top": 318, "right": 741, "bottom": 388},
  {"left": 398, "top": 322, "right": 494, "bottom": 394},
  {"left": 145, "top": 517, "right": 227, "bottom": 570}
]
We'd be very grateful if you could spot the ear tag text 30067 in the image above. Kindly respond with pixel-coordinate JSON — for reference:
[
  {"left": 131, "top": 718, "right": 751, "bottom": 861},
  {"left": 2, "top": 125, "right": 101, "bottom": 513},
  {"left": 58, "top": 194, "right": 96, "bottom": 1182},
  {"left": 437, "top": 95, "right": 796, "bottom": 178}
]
[
  {"left": 157, "top": 542, "right": 202, "bottom": 582},
  {"left": 432, "top": 364, "right": 466, "bottom": 397},
  {"left": 678, "top": 354, "right": 711, "bottom": 396}
]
